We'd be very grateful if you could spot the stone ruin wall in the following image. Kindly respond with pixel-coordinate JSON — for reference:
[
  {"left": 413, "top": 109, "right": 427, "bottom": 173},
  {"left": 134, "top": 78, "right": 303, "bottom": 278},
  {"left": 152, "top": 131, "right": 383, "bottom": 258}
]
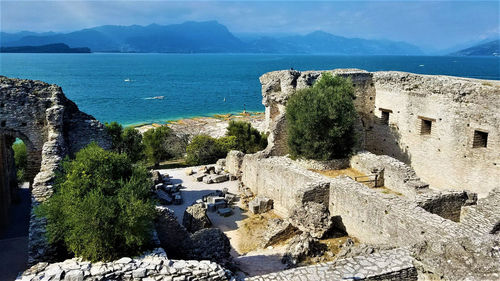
[
  {"left": 260, "top": 69, "right": 375, "bottom": 157},
  {"left": 0, "top": 76, "right": 111, "bottom": 264},
  {"left": 227, "top": 150, "right": 500, "bottom": 280},
  {"left": 369, "top": 71, "right": 500, "bottom": 196},
  {"left": 260, "top": 69, "right": 500, "bottom": 196},
  {"left": 0, "top": 135, "right": 17, "bottom": 227}
]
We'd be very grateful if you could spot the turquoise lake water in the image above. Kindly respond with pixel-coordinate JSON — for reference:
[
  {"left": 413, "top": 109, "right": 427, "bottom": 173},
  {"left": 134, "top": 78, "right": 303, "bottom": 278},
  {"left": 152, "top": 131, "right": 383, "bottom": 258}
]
[{"left": 1, "top": 53, "right": 499, "bottom": 126}]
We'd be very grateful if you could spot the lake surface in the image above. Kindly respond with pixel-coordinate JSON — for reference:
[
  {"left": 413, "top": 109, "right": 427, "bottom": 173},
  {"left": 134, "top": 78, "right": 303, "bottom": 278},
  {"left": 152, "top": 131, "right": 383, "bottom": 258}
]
[{"left": 1, "top": 53, "right": 499, "bottom": 126}]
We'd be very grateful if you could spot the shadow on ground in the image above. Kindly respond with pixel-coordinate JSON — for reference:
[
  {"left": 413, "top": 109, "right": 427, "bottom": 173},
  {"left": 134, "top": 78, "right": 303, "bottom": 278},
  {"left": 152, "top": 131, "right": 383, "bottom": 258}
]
[{"left": 0, "top": 185, "right": 31, "bottom": 281}]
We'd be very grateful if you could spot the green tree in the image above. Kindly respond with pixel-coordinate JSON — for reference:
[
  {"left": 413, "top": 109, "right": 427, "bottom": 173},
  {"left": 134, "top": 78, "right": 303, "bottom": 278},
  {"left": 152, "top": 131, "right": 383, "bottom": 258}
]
[
  {"left": 105, "top": 122, "right": 123, "bottom": 153},
  {"left": 36, "top": 143, "right": 156, "bottom": 262},
  {"left": 285, "top": 73, "right": 358, "bottom": 160},
  {"left": 13, "top": 141, "right": 27, "bottom": 183},
  {"left": 121, "top": 127, "right": 145, "bottom": 163},
  {"left": 186, "top": 135, "right": 229, "bottom": 165},
  {"left": 143, "top": 126, "right": 174, "bottom": 166},
  {"left": 226, "top": 121, "right": 268, "bottom": 153}
]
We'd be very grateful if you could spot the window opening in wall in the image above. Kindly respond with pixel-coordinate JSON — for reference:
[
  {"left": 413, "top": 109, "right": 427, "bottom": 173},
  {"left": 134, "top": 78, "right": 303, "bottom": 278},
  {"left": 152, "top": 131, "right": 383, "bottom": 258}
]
[
  {"left": 418, "top": 116, "right": 435, "bottom": 135},
  {"left": 473, "top": 130, "right": 488, "bottom": 148},
  {"left": 379, "top": 108, "right": 392, "bottom": 125}
]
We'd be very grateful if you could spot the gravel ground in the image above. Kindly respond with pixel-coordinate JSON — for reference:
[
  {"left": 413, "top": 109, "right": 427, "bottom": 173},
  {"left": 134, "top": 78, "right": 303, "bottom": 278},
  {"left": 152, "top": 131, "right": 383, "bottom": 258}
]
[{"left": 156, "top": 167, "right": 287, "bottom": 277}]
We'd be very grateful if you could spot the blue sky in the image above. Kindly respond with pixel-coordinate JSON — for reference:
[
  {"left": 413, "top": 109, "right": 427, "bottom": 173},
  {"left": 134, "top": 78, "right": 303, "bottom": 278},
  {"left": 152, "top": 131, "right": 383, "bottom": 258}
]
[{"left": 1, "top": 1, "right": 499, "bottom": 50}]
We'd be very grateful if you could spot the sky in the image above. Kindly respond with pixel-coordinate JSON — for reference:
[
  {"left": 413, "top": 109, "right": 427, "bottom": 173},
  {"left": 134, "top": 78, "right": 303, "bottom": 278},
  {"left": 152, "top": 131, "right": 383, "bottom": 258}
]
[{"left": 1, "top": 0, "right": 499, "bottom": 50}]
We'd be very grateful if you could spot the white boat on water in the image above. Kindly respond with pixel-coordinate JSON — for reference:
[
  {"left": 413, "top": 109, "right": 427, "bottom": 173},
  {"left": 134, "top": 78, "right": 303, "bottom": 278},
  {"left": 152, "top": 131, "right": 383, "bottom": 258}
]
[{"left": 124, "top": 78, "right": 131, "bottom": 82}]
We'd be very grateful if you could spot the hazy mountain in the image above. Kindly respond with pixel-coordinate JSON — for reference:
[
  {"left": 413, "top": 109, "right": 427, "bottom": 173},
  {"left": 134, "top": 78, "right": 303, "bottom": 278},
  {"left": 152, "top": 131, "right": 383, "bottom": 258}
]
[
  {"left": 450, "top": 40, "right": 500, "bottom": 56},
  {"left": 0, "top": 31, "right": 58, "bottom": 45},
  {"left": 1, "top": 21, "right": 423, "bottom": 55},
  {"left": 0, "top": 43, "right": 90, "bottom": 53}
]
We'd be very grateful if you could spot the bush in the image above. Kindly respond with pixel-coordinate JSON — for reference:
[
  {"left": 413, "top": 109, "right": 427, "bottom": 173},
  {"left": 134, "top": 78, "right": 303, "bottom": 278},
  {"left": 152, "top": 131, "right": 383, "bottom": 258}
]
[
  {"left": 13, "top": 141, "right": 27, "bottom": 183},
  {"left": 121, "top": 127, "right": 145, "bottom": 163},
  {"left": 143, "top": 126, "right": 180, "bottom": 166},
  {"left": 104, "top": 122, "right": 123, "bottom": 152},
  {"left": 226, "top": 121, "right": 267, "bottom": 153},
  {"left": 285, "top": 73, "right": 358, "bottom": 160},
  {"left": 185, "top": 135, "right": 230, "bottom": 165},
  {"left": 36, "top": 143, "right": 156, "bottom": 262}
]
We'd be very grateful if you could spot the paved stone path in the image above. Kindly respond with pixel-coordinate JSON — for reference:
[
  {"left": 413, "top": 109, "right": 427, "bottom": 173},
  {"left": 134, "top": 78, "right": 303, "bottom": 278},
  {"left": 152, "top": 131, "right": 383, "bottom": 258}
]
[
  {"left": 246, "top": 248, "right": 417, "bottom": 281},
  {"left": 0, "top": 185, "right": 30, "bottom": 281}
]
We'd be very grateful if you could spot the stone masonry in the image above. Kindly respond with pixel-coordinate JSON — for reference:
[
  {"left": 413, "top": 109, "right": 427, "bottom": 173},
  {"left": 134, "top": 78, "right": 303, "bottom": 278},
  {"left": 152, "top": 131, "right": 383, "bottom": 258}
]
[
  {"left": 247, "top": 248, "right": 417, "bottom": 281},
  {"left": 0, "top": 76, "right": 111, "bottom": 264},
  {"left": 260, "top": 69, "right": 500, "bottom": 196}
]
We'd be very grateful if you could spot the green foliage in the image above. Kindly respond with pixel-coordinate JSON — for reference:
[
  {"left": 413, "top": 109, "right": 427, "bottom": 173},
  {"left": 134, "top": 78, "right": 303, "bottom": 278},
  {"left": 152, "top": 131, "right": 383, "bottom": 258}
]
[
  {"left": 13, "top": 141, "right": 27, "bottom": 183},
  {"left": 285, "top": 73, "right": 358, "bottom": 160},
  {"left": 105, "top": 122, "right": 123, "bottom": 152},
  {"left": 226, "top": 121, "right": 268, "bottom": 153},
  {"left": 121, "top": 127, "right": 145, "bottom": 163},
  {"left": 143, "top": 126, "right": 176, "bottom": 166},
  {"left": 185, "top": 135, "right": 230, "bottom": 165},
  {"left": 36, "top": 143, "right": 156, "bottom": 262}
]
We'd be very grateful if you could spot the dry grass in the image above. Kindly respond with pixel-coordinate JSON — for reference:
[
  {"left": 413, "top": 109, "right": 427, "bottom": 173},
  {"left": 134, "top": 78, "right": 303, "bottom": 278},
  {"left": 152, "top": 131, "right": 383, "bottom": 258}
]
[
  {"left": 314, "top": 168, "right": 403, "bottom": 196},
  {"left": 236, "top": 211, "right": 281, "bottom": 254},
  {"left": 313, "top": 168, "right": 366, "bottom": 179},
  {"left": 302, "top": 235, "right": 358, "bottom": 265}
]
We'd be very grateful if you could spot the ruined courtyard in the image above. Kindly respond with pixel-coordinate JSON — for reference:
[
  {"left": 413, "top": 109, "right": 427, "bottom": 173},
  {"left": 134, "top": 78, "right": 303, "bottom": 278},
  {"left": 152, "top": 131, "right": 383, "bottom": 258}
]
[{"left": 0, "top": 69, "right": 499, "bottom": 280}]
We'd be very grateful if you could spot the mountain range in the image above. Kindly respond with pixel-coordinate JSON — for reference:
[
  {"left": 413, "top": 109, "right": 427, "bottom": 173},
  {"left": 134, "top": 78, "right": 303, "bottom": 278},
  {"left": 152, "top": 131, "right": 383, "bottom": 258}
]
[
  {"left": 0, "top": 21, "right": 423, "bottom": 55},
  {"left": 450, "top": 40, "right": 499, "bottom": 57}
]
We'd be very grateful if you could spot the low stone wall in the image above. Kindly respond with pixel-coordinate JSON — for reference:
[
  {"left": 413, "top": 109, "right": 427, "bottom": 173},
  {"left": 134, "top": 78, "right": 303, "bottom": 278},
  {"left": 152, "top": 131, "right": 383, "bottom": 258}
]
[
  {"left": 460, "top": 188, "right": 500, "bottom": 234},
  {"left": 239, "top": 153, "right": 330, "bottom": 217},
  {"left": 328, "top": 176, "right": 466, "bottom": 246},
  {"left": 350, "top": 151, "right": 428, "bottom": 198},
  {"left": 295, "top": 158, "right": 350, "bottom": 171},
  {"left": 415, "top": 190, "right": 474, "bottom": 222},
  {"left": 247, "top": 248, "right": 417, "bottom": 281},
  {"left": 17, "top": 248, "right": 228, "bottom": 281}
]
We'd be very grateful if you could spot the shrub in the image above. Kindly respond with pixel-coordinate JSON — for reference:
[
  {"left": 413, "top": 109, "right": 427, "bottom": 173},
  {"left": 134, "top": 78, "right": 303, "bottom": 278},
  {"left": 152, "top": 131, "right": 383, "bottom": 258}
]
[
  {"left": 185, "top": 135, "right": 229, "bottom": 165},
  {"left": 13, "top": 141, "right": 27, "bottom": 183},
  {"left": 285, "top": 73, "right": 358, "bottom": 160},
  {"left": 104, "top": 122, "right": 123, "bottom": 152},
  {"left": 36, "top": 143, "right": 156, "bottom": 262},
  {"left": 143, "top": 126, "right": 175, "bottom": 166},
  {"left": 226, "top": 121, "right": 267, "bottom": 153},
  {"left": 121, "top": 127, "right": 145, "bottom": 163}
]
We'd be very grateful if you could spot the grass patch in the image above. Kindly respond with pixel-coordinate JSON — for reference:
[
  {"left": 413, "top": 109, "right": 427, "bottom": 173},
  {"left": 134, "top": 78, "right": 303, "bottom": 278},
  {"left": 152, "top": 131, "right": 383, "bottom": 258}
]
[
  {"left": 313, "top": 168, "right": 366, "bottom": 179},
  {"left": 236, "top": 211, "right": 280, "bottom": 254},
  {"left": 149, "top": 158, "right": 189, "bottom": 169}
]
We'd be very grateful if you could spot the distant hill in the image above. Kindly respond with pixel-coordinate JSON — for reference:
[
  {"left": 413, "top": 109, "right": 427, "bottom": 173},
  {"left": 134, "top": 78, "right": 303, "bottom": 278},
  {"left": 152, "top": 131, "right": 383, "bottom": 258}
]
[
  {"left": 0, "top": 43, "right": 90, "bottom": 53},
  {"left": 1, "top": 21, "right": 423, "bottom": 55},
  {"left": 450, "top": 40, "right": 500, "bottom": 56}
]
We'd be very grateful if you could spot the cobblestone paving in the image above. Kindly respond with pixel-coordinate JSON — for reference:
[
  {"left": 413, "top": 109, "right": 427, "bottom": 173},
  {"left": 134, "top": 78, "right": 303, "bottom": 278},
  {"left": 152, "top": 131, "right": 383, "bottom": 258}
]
[{"left": 246, "top": 248, "right": 417, "bottom": 281}]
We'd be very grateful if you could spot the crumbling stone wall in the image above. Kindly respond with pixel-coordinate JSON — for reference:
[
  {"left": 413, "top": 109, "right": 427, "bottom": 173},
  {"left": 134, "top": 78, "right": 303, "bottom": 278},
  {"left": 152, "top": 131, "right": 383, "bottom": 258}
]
[
  {"left": 259, "top": 69, "right": 375, "bottom": 156},
  {"left": 261, "top": 69, "right": 500, "bottom": 196},
  {"left": 369, "top": 71, "right": 500, "bottom": 196},
  {"left": 0, "top": 76, "right": 111, "bottom": 264},
  {"left": 237, "top": 152, "right": 330, "bottom": 217}
]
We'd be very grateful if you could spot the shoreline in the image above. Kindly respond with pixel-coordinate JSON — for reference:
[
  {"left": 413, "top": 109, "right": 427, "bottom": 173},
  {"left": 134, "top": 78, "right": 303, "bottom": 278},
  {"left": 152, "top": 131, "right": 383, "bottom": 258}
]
[
  {"left": 125, "top": 111, "right": 264, "bottom": 128},
  {"left": 133, "top": 111, "right": 266, "bottom": 137}
]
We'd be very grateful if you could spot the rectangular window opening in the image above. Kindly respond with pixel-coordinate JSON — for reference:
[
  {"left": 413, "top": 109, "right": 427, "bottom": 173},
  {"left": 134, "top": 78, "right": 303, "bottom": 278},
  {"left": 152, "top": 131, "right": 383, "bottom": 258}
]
[
  {"left": 420, "top": 119, "right": 432, "bottom": 135},
  {"left": 379, "top": 108, "right": 392, "bottom": 125},
  {"left": 473, "top": 130, "right": 488, "bottom": 148}
]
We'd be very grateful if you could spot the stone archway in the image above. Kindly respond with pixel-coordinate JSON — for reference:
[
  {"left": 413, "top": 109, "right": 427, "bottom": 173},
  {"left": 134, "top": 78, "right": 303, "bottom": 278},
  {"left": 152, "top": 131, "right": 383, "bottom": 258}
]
[{"left": 0, "top": 76, "right": 111, "bottom": 264}]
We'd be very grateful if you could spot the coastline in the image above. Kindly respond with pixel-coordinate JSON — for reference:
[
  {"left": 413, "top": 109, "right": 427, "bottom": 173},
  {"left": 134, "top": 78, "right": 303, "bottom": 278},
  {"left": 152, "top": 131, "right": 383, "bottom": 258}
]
[{"left": 133, "top": 111, "right": 266, "bottom": 138}]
